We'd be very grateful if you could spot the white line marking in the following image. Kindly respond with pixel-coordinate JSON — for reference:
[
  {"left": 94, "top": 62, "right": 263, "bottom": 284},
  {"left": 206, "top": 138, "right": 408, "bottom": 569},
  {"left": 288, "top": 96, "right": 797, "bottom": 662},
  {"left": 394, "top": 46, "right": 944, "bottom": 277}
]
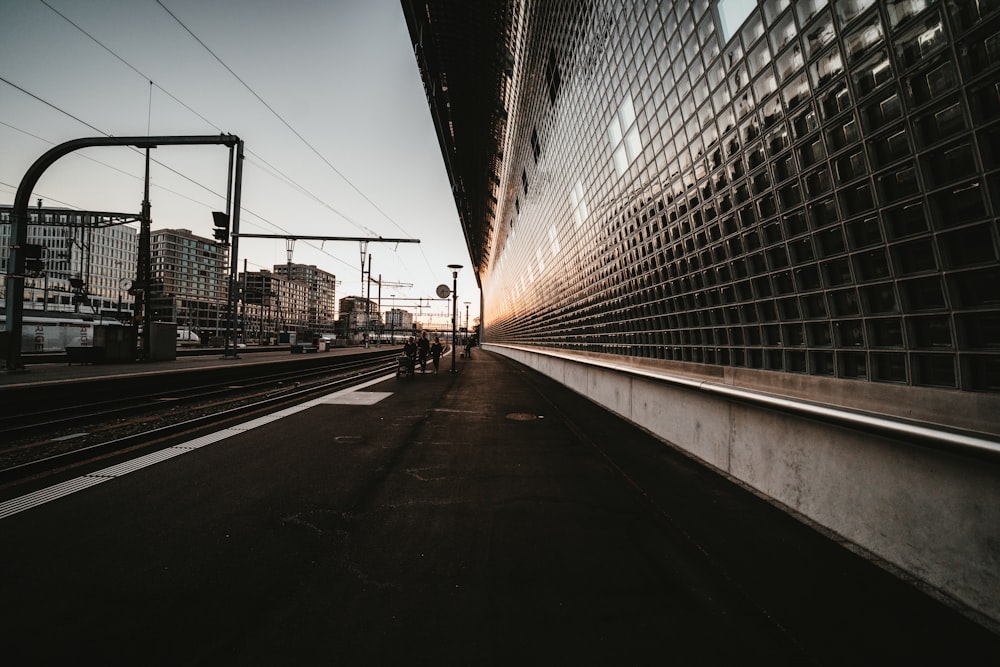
[{"left": 318, "top": 391, "right": 393, "bottom": 405}]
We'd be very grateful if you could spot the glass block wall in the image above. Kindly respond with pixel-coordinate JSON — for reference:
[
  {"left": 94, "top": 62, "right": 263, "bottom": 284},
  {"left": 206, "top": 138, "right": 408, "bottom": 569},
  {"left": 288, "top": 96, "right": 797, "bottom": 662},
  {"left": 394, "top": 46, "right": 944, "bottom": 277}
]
[{"left": 482, "top": 0, "right": 1000, "bottom": 393}]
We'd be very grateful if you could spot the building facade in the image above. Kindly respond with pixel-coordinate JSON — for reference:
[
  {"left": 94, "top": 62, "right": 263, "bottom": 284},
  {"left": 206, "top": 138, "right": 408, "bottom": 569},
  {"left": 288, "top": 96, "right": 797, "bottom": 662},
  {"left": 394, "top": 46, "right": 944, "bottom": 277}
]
[
  {"left": 240, "top": 270, "right": 282, "bottom": 344},
  {"left": 404, "top": 0, "right": 1000, "bottom": 624},
  {"left": 1, "top": 205, "right": 138, "bottom": 320},
  {"left": 385, "top": 307, "right": 416, "bottom": 341},
  {"left": 338, "top": 296, "right": 382, "bottom": 342},
  {"left": 273, "top": 263, "right": 338, "bottom": 333},
  {"left": 405, "top": 0, "right": 1000, "bottom": 393},
  {"left": 241, "top": 264, "right": 337, "bottom": 343},
  {"left": 150, "top": 228, "right": 229, "bottom": 337}
]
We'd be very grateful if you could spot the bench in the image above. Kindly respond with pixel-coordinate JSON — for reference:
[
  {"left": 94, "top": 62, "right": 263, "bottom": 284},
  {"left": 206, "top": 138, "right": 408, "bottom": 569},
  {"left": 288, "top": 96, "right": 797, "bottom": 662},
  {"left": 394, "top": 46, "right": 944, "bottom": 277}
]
[{"left": 66, "top": 346, "right": 105, "bottom": 364}]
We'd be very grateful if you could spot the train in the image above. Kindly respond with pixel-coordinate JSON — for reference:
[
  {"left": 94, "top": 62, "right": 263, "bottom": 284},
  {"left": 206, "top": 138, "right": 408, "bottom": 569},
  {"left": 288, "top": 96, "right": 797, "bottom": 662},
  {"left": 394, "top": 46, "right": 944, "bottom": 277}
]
[
  {"left": 176, "top": 326, "right": 201, "bottom": 346},
  {"left": 0, "top": 315, "right": 207, "bottom": 354},
  {"left": 0, "top": 314, "right": 122, "bottom": 354}
]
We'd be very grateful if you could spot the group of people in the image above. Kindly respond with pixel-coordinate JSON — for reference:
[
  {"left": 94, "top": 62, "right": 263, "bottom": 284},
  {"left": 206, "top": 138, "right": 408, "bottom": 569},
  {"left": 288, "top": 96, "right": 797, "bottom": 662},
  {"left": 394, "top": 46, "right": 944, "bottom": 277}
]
[{"left": 403, "top": 332, "right": 444, "bottom": 374}]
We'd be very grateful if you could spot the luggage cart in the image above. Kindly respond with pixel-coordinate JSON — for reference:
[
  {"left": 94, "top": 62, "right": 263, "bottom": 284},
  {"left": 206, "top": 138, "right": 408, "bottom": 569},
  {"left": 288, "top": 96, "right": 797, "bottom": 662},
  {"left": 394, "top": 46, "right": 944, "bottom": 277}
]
[{"left": 396, "top": 353, "right": 415, "bottom": 378}]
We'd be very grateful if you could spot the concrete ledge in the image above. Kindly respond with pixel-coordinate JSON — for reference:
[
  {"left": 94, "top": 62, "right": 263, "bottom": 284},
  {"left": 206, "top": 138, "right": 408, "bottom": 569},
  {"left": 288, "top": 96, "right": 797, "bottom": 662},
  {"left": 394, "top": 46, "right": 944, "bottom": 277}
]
[{"left": 485, "top": 343, "right": 1000, "bottom": 629}]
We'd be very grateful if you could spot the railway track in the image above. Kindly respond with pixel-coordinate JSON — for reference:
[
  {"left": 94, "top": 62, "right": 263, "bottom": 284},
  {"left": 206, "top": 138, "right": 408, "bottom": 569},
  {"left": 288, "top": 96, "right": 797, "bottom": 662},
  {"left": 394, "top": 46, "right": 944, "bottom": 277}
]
[{"left": 0, "top": 352, "right": 399, "bottom": 485}]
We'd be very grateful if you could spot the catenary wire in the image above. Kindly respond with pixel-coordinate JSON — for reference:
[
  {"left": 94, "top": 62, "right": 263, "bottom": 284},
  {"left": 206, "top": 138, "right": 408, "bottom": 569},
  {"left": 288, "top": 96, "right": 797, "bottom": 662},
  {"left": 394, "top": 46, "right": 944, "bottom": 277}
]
[
  {"left": 155, "top": 0, "right": 411, "bottom": 239},
  {"left": 0, "top": 85, "right": 358, "bottom": 276},
  {"left": 27, "top": 0, "right": 415, "bottom": 278},
  {"left": 8, "top": 4, "right": 439, "bottom": 287},
  {"left": 35, "top": 0, "right": 374, "bottom": 242}
]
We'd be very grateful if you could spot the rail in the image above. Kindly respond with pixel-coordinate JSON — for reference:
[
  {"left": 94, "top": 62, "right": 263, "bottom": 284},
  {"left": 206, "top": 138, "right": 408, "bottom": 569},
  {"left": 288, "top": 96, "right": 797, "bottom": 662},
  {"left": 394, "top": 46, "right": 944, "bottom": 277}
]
[{"left": 0, "top": 354, "right": 398, "bottom": 483}]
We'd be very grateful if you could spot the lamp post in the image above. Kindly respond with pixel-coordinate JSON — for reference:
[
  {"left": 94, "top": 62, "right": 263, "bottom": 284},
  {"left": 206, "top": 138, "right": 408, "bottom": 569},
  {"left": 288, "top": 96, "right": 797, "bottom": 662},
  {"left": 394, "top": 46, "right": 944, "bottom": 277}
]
[{"left": 448, "top": 264, "right": 462, "bottom": 373}]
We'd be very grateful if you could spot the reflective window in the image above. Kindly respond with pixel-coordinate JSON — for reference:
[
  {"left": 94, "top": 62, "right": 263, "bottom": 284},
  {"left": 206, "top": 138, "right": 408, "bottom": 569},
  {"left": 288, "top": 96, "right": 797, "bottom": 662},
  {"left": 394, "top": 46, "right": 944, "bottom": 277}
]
[
  {"left": 609, "top": 96, "right": 642, "bottom": 175},
  {"left": 480, "top": 0, "right": 1000, "bottom": 392},
  {"left": 716, "top": 0, "right": 756, "bottom": 42}
]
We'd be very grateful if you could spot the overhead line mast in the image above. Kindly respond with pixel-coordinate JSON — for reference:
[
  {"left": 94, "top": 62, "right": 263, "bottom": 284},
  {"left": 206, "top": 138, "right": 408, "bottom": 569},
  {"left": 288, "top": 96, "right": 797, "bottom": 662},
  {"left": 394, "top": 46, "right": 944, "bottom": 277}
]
[{"left": 5, "top": 134, "right": 243, "bottom": 372}]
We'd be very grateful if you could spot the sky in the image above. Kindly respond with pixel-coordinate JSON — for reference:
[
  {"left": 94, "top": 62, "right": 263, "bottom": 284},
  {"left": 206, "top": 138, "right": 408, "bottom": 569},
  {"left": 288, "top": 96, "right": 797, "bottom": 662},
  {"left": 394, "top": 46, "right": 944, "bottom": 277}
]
[{"left": 0, "top": 0, "right": 479, "bottom": 327}]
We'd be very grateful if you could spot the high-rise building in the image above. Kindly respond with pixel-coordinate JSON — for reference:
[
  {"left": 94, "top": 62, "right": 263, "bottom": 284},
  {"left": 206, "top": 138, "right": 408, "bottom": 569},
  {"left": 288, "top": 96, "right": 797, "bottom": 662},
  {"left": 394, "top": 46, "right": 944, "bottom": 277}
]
[
  {"left": 273, "top": 263, "right": 338, "bottom": 332},
  {"left": 240, "top": 270, "right": 282, "bottom": 344},
  {"left": 1, "top": 205, "right": 138, "bottom": 319},
  {"left": 150, "top": 228, "right": 229, "bottom": 336},
  {"left": 240, "top": 264, "right": 338, "bottom": 342}
]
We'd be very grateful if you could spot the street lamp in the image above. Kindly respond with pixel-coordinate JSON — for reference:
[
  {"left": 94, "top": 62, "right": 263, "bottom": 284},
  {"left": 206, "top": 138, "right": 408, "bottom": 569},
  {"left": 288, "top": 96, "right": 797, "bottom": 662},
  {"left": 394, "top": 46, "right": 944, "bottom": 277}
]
[{"left": 448, "top": 264, "right": 462, "bottom": 373}]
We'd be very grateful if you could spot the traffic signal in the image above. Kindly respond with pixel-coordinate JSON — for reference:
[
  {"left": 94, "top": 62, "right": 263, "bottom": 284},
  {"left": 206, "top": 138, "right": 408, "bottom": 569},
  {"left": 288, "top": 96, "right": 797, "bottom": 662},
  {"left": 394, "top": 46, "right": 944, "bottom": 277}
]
[
  {"left": 23, "top": 244, "right": 44, "bottom": 276},
  {"left": 212, "top": 211, "right": 230, "bottom": 245}
]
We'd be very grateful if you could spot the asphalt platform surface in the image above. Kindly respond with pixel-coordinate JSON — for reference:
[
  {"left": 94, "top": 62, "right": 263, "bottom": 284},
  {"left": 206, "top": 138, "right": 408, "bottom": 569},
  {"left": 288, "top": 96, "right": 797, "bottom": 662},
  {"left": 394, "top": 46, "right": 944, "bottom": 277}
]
[{"left": 1, "top": 348, "right": 998, "bottom": 664}]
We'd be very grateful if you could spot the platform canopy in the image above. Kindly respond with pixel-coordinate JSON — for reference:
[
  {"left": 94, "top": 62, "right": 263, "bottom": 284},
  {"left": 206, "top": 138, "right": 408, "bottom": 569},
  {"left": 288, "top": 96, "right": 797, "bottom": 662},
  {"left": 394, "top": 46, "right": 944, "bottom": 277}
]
[{"left": 400, "top": 0, "right": 516, "bottom": 282}]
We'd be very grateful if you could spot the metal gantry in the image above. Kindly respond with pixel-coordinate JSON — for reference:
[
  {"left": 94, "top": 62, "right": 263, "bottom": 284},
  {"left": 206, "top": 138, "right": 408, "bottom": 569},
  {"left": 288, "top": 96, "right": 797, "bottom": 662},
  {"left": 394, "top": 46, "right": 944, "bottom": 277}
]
[{"left": 4, "top": 134, "right": 244, "bottom": 371}]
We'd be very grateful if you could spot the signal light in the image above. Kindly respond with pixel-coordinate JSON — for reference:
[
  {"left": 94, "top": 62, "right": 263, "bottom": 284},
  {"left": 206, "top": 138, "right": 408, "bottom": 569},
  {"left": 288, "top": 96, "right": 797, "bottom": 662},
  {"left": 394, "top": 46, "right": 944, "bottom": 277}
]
[
  {"left": 23, "top": 243, "right": 44, "bottom": 276},
  {"left": 212, "top": 211, "right": 230, "bottom": 245}
]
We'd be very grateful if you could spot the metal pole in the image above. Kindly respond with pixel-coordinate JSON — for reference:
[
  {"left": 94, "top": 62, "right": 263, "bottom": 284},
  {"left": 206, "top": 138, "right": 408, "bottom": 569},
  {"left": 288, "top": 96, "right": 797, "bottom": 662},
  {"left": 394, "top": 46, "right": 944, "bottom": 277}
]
[
  {"left": 222, "top": 144, "right": 235, "bottom": 358},
  {"left": 227, "top": 139, "right": 244, "bottom": 357},
  {"left": 365, "top": 255, "right": 372, "bottom": 348},
  {"left": 138, "top": 148, "right": 152, "bottom": 360},
  {"left": 241, "top": 258, "right": 248, "bottom": 343},
  {"left": 448, "top": 264, "right": 462, "bottom": 373}
]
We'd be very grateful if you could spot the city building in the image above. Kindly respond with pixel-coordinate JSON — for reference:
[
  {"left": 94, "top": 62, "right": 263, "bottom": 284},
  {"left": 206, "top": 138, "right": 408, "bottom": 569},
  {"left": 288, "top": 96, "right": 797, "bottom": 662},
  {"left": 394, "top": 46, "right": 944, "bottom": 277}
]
[
  {"left": 240, "top": 270, "right": 283, "bottom": 344},
  {"left": 404, "top": 0, "right": 1000, "bottom": 626},
  {"left": 384, "top": 307, "right": 415, "bottom": 342},
  {"left": 1, "top": 205, "right": 138, "bottom": 320},
  {"left": 338, "top": 296, "right": 382, "bottom": 342},
  {"left": 150, "top": 228, "right": 229, "bottom": 338},
  {"left": 241, "top": 264, "right": 337, "bottom": 343},
  {"left": 2, "top": 212, "right": 339, "bottom": 346},
  {"left": 406, "top": 0, "right": 1000, "bottom": 391},
  {"left": 273, "top": 263, "right": 338, "bottom": 333}
]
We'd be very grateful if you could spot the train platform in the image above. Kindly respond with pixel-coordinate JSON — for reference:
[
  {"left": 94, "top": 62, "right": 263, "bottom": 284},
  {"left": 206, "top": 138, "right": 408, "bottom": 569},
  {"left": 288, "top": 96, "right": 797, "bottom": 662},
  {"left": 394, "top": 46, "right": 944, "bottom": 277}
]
[{"left": 1, "top": 347, "right": 998, "bottom": 663}]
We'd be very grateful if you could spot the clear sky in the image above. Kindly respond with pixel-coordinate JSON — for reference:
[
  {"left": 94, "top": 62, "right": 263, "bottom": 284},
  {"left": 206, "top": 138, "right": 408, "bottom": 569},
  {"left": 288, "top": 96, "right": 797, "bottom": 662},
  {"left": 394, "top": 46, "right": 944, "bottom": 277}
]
[{"left": 0, "top": 0, "right": 479, "bottom": 327}]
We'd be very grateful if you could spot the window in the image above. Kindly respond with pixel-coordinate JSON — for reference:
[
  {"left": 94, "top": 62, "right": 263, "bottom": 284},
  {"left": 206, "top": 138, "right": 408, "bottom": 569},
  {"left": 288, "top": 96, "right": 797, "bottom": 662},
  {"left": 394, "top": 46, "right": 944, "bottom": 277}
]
[
  {"left": 545, "top": 49, "right": 561, "bottom": 104},
  {"left": 716, "top": 0, "right": 755, "bottom": 43},
  {"left": 570, "top": 181, "right": 589, "bottom": 227},
  {"left": 609, "top": 96, "right": 642, "bottom": 175}
]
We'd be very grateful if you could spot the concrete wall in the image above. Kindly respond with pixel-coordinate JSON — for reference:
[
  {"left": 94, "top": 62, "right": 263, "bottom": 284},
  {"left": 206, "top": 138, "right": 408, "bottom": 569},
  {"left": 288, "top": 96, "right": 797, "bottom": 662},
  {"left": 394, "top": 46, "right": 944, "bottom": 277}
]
[{"left": 486, "top": 344, "right": 1000, "bottom": 628}]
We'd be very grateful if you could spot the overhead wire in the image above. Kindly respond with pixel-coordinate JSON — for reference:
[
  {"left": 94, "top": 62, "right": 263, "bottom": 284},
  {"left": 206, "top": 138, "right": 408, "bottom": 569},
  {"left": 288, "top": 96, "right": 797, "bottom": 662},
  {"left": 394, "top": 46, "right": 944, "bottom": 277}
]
[
  {"left": 0, "top": 93, "right": 361, "bottom": 280},
  {"left": 10, "top": 1, "right": 441, "bottom": 286},
  {"left": 10, "top": 3, "right": 369, "bottom": 275},
  {"left": 0, "top": 74, "right": 106, "bottom": 136},
  {"left": 0, "top": 179, "right": 77, "bottom": 209},
  {"left": 0, "top": 84, "right": 229, "bottom": 209},
  {"left": 154, "top": 0, "right": 413, "bottom": 240},
  {"left": 35, "top": 0, "right": 364, "bottom": 238},
  {"left": 152, "top": 0, "right": 443, "bottom": 291},
  {"left": 0, "top": 105, "right": 363, "bottom": 274}
]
